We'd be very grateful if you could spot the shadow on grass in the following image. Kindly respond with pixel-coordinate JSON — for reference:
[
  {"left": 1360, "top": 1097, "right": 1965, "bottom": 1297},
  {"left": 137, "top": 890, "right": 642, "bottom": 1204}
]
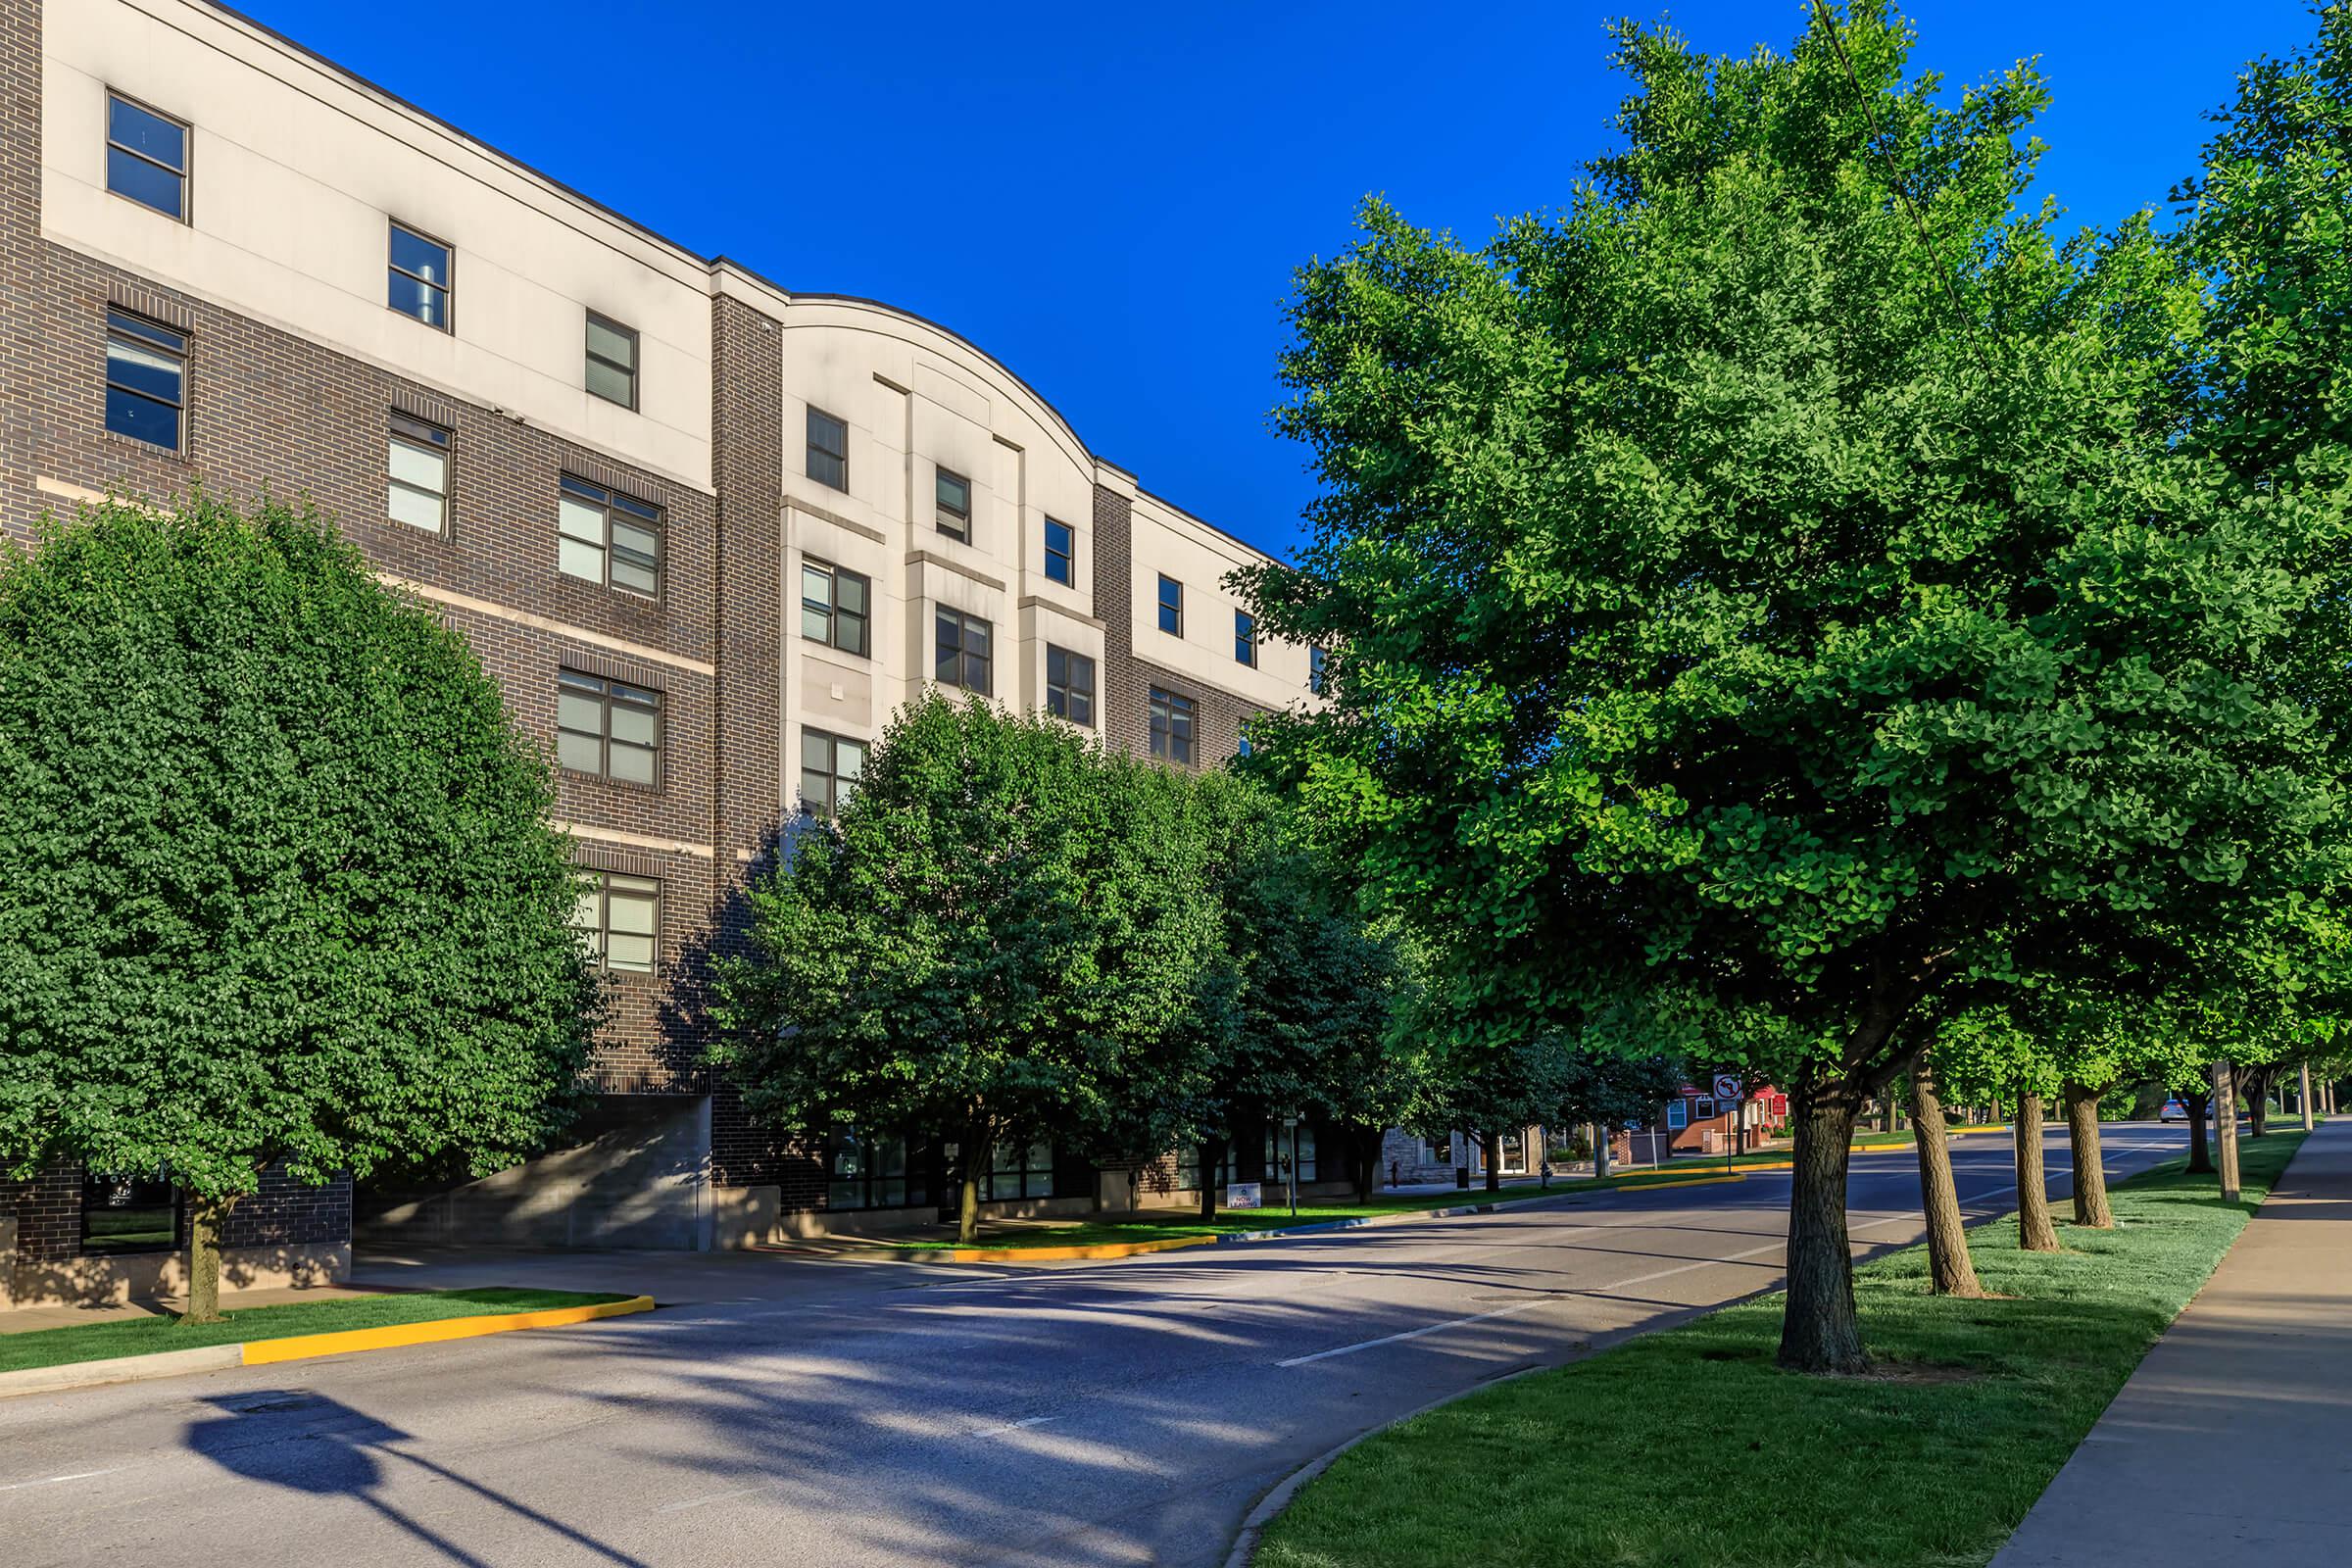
[{"left": 1250, "top": 1133, "right": 2313, "bottom": 1568}]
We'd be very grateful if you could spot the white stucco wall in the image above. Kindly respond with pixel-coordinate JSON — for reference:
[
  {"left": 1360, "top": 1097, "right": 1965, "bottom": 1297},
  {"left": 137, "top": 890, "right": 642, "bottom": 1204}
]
[{"left": 43, "top": 0, "right": 715, "bottom": 493}]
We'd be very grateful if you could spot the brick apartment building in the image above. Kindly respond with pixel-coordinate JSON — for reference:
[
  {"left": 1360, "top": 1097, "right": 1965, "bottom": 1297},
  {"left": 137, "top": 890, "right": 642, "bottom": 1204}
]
[{"left": 0, "top": 0, "right": 1326, "bottom": 1306}]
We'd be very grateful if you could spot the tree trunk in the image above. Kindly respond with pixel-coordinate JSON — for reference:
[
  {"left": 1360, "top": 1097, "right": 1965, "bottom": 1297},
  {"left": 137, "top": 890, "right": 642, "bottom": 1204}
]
[
  {"left": 1351, "top": 1128, "right": 1380, "bottom": 1204},
  {"left": 1196, "top": 1135, "right": 1226, "bottom": 1220},
  {"left": 2182, "top": 1087, "right": 2213, "bottom": 1173},
  {"left": 2213, "top": 1060, "right": 2241, "bottom": 1203},
  {"left": 958, "top": 1121, "right": 988, "bottom": 1245},
  {"left": 1909, "top": 1051, "right": 1984, "bottom": 1296},
  {"left": 2301, "top": 1064, "right": 2315, "bottom": 1133},
  {"left": 1779, "top": 1074, "right": 1867, "bottom": 1374},
  {"left": 2245, "top": 1067, "right": 2272, "bottom": 1139},
  {"left": 180, "top": 1193, "right": 235, "bottom": 1325},
  {"left": 1483, "top": 1131, "right": 1502, "bottom": 1194},
  {"left": 2014, "top": 1094, "right": 2059, "bottom": 1252},
  {"left": 1877, "top": 1094, "right": 1894, "bottom": 1135},
  {"left": 2063, "top": 1081, "right": 2114, "bottom": 1229},
  {"left": 1592, "top": 1121, "right": 1610, "bottom": 1181}
]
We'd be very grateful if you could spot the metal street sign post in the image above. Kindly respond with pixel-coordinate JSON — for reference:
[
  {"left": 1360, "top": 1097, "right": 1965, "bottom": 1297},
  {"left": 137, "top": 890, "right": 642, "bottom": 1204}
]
[
  {"left": 1283, "top": 1109, "right": 1300, "bottom": 1217},
  {"left": 1713, "top": 1073, "right": 1744, "bottom": 1176}
]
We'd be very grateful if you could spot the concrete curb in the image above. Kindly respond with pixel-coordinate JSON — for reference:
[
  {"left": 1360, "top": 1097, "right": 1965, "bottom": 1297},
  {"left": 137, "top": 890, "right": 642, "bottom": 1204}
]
[
  {"left": 0, "top": 1294, "right": 655, "bottom": 1400},
  {"left": 853, "top": 1172, "right": 1757, "bottom": 1265},
  {"left": 831, "top": 1234, "right": 1224, "bottom": 1265}
]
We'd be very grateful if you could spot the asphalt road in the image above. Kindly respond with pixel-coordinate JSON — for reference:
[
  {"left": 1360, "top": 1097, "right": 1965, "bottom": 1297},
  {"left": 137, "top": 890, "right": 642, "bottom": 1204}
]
[{"left": 0, "top": 1125, "right": 2189, "bottom": 1568}]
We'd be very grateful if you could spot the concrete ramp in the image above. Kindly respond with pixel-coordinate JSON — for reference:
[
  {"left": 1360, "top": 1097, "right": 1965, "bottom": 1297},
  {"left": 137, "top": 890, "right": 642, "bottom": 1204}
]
[{"left": 356, "top": 1095, "right": 713, "bottom": 1251}]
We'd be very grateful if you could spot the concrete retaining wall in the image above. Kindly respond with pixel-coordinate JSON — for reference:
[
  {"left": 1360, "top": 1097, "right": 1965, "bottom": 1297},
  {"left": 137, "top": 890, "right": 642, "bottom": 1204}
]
[{"left": 358, "top": 1095, "right": 715, "bottom": 1251}]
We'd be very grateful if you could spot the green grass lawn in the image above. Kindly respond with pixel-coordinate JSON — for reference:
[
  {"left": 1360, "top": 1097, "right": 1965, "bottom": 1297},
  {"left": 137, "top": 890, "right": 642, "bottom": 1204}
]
[
  {"left": 878, "top": 1166, "right": 1748, "bottom": 1250},
  {"left": 1255, "top": 1131, "right": 2306, "bottom": 1568},
  {"left": 0, "top": 1288, "right": 634, "bottom": 1375}
]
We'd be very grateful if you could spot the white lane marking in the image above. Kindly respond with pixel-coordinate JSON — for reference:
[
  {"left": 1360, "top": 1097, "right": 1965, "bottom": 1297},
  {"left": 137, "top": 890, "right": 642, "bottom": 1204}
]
[
  {"left": 970, "top": 1415, "right": 1056, "bottom": 1437},
  {"left": 0, "top": 1468, "right": 121, "bottom": 1494},
  {"left": 1271, "top": 1151, "right": 2178, "bottom": 1369},
  {"left": 658, "top": 1487, "right": 764, "bottom": 1514},
  {"left": 1275, "top": 1297, "right": 1556, "bottom": 1367}
]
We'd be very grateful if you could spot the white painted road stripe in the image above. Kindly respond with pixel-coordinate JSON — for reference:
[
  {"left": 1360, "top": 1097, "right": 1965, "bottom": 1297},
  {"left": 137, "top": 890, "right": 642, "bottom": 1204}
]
[
  {"left": 0, "top": 1468, "right": 120, "bottom": 1493},
  {"left": 1276, "top": 1144, "right": 2178, "bottom": 1368},
  {"left": 1274, "top": 1297, "right": 1557, "bottom": 1367}
]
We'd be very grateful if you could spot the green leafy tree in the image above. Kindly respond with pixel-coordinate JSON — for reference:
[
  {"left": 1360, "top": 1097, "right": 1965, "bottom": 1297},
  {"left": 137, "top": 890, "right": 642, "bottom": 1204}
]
[
  {"left": 0, "top": 496, "right": 599, "bottom": 1320},
  {"left": 1236, "top": 4, "right": 2351, "bottom": 1371},
  {"left": 1183, "top": 793, "right": 1407, "bottom": 1215},
  {"left": 709, "top": 696, "right": 1225, "bottom": 1244}
]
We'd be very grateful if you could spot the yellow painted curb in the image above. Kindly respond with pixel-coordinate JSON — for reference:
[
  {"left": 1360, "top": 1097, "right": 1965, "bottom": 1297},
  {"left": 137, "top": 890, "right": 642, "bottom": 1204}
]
[
  {"left": 1592, "top": 1172, "right": 1747, "bottom": 1192},
  {"left": 932, "top": 1234, "right": 1220, "bottom": 1264},
  {"left": 240, "top": 1295, "right": 655, "bottom": 1366}
]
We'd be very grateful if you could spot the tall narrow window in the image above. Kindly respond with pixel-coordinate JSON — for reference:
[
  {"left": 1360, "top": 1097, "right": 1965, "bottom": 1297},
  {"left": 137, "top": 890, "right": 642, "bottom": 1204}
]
[
  {"left": 557, "top": 475, "right": 662, "bottom": 597},
  {"left": 800, "top": 729, "right": 868, "bottom": 817},
  {"left": 387, "top": 220, "right": 453, "bottom": 330},
  {"left": 585, "top": 312, "right": 638, "bottom": 408},
  {"left": 807, "top": 408, "right": 848, "bottom": 491},
  {"left": 1044, "top": 518, "right": 1075, "bottom": 586},
  {"left": 935, "top": 609, "right": 992, "bottom": 695},
  {"left": 104, "top": 309, "right": 185, "bottom": 451},
  {"left": 1309, "top": 645, "right": 1329, "bottom": 695},
  {"left": 1234, "top": 610, "right": 1258, "bottom": 667},
  {"left": 1156, "top": 574, "right": 1183, "bottom": 637},
  {"left": 936, "top": 468, "right": 971, "bottom": 543},
  {"left": 800, "top": 560, "right": 870, "bottom": 657},
  {"left": 387, "top": 413, "right": 451, "bottom": 532},
  {"left": 572, "top": 871, "right": 659, "bottom": 974},
  {"left": 1046, "top": 646, "right": 1095, "bottom": 727},
  {"left": 1149, "top": 687, "right": 1195, "bottom": 765},
  {"left": 105, "top": 93, "right": 188, "bottom": 220},
  {"left": 556, "top": 671, "right": 661, "bottom": 785}
]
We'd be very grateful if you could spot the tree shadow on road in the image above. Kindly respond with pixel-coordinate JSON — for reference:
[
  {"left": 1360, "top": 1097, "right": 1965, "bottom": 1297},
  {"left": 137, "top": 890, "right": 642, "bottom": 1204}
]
[{"left": 185, "top": 1391, "right": 653, "bottom": 1567}]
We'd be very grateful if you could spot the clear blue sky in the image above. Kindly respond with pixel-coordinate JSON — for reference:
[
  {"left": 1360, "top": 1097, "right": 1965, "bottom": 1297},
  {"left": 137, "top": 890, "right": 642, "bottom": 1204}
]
[{"left": 235, "top": 0, "right": 2320, "bottom": 560}]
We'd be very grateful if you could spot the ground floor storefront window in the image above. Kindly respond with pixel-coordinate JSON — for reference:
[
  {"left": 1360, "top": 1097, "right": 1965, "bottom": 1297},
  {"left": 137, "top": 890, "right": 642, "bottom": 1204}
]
[
  {"left": 81, "top": 1167, "right": 179, "bottom": 1253},
  {"left": 1176, "top": 1140, "right": 1238, "bottom": 1192},
  {"left": 824, "top": 1131, "right": 930, "bottom": 1210},
  {"left": 1265, "top": 1126, "right": 1317, "bottom": 1183},
  {"left": 985, "top": 1141, "right": 1056, "bottom": 1201}
]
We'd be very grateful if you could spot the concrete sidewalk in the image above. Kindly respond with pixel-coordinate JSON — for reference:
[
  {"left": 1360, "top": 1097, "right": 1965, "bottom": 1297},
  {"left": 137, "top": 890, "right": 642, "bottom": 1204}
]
[{"left": 1993, "top": 1119, "right": 2352, "bottom": 1568}]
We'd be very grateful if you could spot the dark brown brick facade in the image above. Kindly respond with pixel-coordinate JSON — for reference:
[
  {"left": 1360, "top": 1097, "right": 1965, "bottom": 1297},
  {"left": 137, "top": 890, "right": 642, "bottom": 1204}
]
[
  {"left": 1091, "top": 484, "right": 1266, "bottom": 768},
  {"left": 0, "top": 0, "right": 1297, "bottom": 1239}
]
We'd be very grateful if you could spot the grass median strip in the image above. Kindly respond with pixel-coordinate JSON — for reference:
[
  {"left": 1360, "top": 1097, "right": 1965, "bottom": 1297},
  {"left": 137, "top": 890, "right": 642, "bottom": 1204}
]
[
  {"left": 875, "top": 1168, "right": 1745, "bottom": 1251},
  {"left": 1253, "top": 1131, "right": 2305, "bottom": 1568},
  {"left": 0, "top": 1288, "right": 636, "bottom": 1376}
]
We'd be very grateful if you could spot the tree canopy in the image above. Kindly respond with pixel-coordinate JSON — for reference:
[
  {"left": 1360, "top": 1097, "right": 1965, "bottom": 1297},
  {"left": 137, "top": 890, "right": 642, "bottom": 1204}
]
[
  {"left": 1235, "top": 2, "right": 2352, "bottom": 1370},
  {"left": 710, "top": 695, "right": 1232, "bottom": 1242},
  {"left": 0, "top": 495, "right": 599, "bottom": 1316}
]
